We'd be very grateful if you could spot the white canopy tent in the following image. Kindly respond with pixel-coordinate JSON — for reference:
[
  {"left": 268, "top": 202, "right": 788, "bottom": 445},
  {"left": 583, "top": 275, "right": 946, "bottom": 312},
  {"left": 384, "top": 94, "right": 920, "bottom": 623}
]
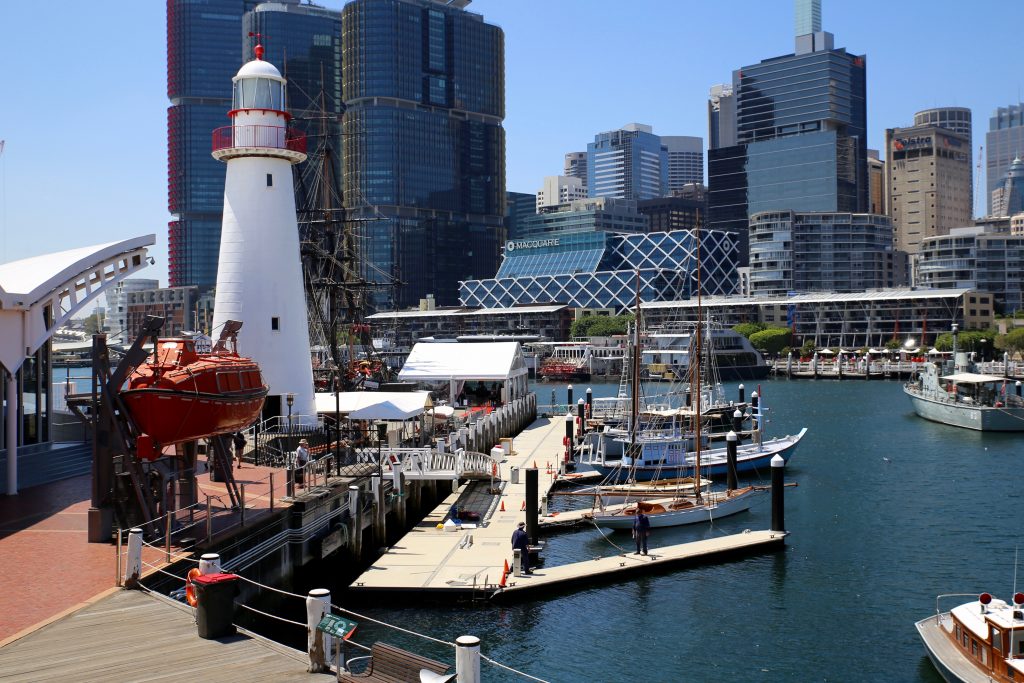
[
  {"left": 313, "top": 391, "right": 432, "bottom": 420},
  {"left": 398, "top": 342, "right": 529, "bottom": 405}
]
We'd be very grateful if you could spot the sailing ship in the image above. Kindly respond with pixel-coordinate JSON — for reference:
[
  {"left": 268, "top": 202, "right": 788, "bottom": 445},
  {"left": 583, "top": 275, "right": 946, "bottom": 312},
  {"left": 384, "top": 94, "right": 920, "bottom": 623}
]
[
  {"left": 121, "top": 321, "right": 267, "bottom": 460},
  {"left": 588, "top": 251, "right": 765, "bottom": 528},
  {"left": 916, "top": 591, "right": 1024, "bottom": 682},
  {"left": 904, "top": 324, "right": 1024, "bottom": 431}
]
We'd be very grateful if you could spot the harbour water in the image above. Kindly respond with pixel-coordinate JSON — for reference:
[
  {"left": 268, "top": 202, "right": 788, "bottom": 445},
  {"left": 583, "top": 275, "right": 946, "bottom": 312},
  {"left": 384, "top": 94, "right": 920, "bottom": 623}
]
[{"left": 339, "top": 379, "right": 1022, "bottom": 682}]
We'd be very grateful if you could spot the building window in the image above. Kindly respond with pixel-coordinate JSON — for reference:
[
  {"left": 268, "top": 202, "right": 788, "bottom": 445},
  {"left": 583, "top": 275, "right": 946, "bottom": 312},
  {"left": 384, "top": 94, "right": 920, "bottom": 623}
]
[
  {"left": 267, "top": 173, "right": 273, "bottom": 187},
  {"left": 271, "top": 317, "right": 280, "bottom": 331}
]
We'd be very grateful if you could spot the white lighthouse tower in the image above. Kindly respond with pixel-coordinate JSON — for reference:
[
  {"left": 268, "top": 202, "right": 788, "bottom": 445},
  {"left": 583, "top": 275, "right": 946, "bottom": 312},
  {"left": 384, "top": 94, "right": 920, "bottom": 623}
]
[{"left": 211, "top": 43, "right": 315, "bottom": 423}]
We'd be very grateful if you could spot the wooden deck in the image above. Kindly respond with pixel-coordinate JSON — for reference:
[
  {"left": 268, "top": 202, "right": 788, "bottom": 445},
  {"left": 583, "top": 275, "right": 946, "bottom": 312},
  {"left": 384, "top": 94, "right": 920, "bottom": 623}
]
[
  {"left": 915, "top": 615, "right": 994, "bottom": 683},
  {"left": 349, "top": 416, "right": 564, "bottom": 594},
  {"left": 349, "top": 416, "right": 788, "bottom": 598},
  {"left": 0, "top": 589, "right": 336, "bottom": 682}
]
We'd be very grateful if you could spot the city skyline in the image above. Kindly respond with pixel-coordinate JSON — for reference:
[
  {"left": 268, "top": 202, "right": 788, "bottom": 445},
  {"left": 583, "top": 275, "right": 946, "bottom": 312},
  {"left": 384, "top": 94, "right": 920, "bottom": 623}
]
[{"left": 1, "top": 0, "right": 1023, "bottom": 288}]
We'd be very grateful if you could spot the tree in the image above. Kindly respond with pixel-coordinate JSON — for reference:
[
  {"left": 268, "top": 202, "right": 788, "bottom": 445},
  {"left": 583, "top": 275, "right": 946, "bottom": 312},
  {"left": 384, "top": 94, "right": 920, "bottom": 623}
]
[
  {"left": 83, "top": 311, "right": 105, "bottom": 335},
  {"left": 999, "top": 328, "right": 1024, "bottom": 355},
  {"left": 800, "top": 340, "right": 816, "bottom": 357},
  {"left": 748, "top": 327, "right": 792, "bottom": 355},
  {"left": 570, "top": 313, "right": 635, "bottom": 339},
  {"left": 732, "top": 322, "right": 767, "bottom": 339},
  {"left": 933, "top": 329, "right": 997, "bottom": 356},
  {"left": 884, "top": 339, "right": 903, "bottom": 351}
]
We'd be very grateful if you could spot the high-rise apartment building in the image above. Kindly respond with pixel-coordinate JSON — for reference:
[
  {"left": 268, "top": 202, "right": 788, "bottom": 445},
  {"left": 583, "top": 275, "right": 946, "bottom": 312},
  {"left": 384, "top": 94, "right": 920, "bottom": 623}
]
[
  {"left": 588, "top": 123, "right": 667, "bottom": 201},
  {"left": 748, "top": 211, "right": 899, "bottom": 295},
  {"left": 986, "top": 104, "right": 1024, "bottom": 214},
  {"left": 341, "top": 0, "right": 506, "bottom": 310},
  {"left": 707, "top": 0, "right": 868, "bottom": 265},
  {"left": 885, "top": 121, "right": 972, "bottom": 254},
  {"left": 536, "top": 176, "right": 587, "bottom": 211},
  {"left": 564, "top": 152, "right": 588, "bottom": 190},
  {"left": 918, "top": 226, "right": 1024, "bottom": 313},
  {"left": 662, "top": 136, "right": 704, "bottom": 190},
  {"left": 166, "top": 0, "right": 341, "bottom": 292},
  {"left": 167, "top": 0, "right": 259, "bottom": 291},
  {"left": 505, "top": 191, "right": 536, "bottom": 241},
  {"left": 708, "top": 84, "right": 736, "bottom": 150}
]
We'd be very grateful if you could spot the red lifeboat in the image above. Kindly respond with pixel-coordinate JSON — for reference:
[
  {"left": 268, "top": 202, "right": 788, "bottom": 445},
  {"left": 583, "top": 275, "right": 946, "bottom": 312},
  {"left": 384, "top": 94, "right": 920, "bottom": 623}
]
[{"left": 120, "top": 331, "right": 268, "bottom": 460}]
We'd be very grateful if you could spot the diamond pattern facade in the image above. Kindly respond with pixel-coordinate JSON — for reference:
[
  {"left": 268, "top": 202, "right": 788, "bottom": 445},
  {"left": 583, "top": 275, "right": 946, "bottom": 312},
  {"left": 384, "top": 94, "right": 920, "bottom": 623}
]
[{"left": 460, "top": 230, "right": 738, "bottom": 313}]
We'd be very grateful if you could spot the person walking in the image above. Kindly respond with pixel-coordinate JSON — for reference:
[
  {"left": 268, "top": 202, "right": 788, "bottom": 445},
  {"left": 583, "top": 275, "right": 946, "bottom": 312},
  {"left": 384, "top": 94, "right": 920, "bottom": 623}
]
[
  {"left": 633, "top": 510, "right": 650, "bottom": 555},
  {"left": 294, "top": 439, "right": 310, "bottom": 488},
  {"left": 511, "top": 521, "right": 532, "bottom": 574},
  {"left": 232, "top": 432, "right": 246, "bottom": 469}
]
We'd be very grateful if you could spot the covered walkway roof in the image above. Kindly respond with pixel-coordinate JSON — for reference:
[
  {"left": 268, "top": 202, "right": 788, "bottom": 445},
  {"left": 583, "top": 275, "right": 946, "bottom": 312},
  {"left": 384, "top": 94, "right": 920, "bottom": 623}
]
[{"left": 398, "top": 342, "right": 528, "bottom": 382}]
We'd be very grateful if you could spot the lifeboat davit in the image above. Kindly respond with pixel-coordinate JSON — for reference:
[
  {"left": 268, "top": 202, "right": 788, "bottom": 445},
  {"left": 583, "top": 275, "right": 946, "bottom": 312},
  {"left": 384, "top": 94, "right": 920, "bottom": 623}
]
[{"left": 121, "top": 325, "right": 268, "bottom": 460}]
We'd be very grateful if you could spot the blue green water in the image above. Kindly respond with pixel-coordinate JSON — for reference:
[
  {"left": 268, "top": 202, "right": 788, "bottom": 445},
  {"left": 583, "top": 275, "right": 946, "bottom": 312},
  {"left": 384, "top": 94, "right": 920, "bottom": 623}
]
[{"left": 343, "top": 379, "right": 1023, "bottom": 682}]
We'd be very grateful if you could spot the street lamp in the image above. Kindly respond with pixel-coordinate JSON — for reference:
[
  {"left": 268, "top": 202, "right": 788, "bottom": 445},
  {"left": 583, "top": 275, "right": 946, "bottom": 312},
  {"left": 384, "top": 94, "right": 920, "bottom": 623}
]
[{"left": 286, "top": 392, "right": 295, "bottom": 449}]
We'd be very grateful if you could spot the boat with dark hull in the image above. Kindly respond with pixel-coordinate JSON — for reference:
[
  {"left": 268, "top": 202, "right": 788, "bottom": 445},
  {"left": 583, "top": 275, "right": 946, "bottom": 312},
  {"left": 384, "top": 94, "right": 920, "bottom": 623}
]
[{"left": 121, "top": 321, "right": 268, "bottom": 459}]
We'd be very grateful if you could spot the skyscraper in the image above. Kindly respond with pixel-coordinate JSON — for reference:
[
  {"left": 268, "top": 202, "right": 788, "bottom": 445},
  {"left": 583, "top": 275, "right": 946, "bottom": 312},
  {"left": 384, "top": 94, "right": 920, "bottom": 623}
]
[
  {"left": 536, "top": 176, "right": 587, "bottom": 211},
  {"left": 707, "top": 0, "right": 868, "bottom": 265},
  {"left": 708, "top": 84, "right": 736, "bottom": 150},
  {"left": 987, "top": 104, "right": 1024, "bottom": 214},
  {"left": 167, "top": 0, "right": 341, "bottom": 293},
  {"left": 588, "top": 123, "right": 667, "bottom": 200},
  {"left": 886, "top": 119, "right": 972, "bottom": 254},
  {"left": 167, "top": 0, "right": 258, "bottom": 291},
  {"left": 341, "top": 0, "right": 506, "bottom": 310},
  {"left": 992, "top": 157, "right": 1024, "bottom": 217},
  {"left": 564, "top": 152, "right": 588, "bottom": 191},
  {"left": 661, "top": 136, "right": 704, "bottom": 190}
]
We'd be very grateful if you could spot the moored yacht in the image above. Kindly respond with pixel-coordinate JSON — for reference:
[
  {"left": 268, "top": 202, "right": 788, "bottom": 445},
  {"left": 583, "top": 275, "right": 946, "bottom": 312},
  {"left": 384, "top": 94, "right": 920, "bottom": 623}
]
[{"left": 916, "top": 592, "right": 1024, "bottom": 682}]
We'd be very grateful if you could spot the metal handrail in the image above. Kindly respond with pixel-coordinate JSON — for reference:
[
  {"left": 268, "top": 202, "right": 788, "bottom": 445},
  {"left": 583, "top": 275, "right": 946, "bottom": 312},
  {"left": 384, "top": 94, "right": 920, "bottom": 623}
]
[{"left": 211, "top": 125, "right": 307, "bottom": 154}]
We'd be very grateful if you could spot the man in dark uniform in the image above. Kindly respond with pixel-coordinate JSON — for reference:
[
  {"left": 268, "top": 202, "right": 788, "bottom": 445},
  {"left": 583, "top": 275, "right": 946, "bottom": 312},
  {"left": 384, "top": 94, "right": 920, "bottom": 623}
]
[
  {"left": 511, "top": 521, "right": 532, "bottom": 574},
  {"left": 633, "top": 510, "right": 651, "bottom": 555}
]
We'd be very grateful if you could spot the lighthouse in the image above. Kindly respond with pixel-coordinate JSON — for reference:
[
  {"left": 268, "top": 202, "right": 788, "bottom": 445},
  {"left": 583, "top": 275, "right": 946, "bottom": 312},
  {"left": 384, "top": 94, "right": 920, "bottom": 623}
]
[{"left": 211, "top": 44, "right": 315, "bottom": 423}]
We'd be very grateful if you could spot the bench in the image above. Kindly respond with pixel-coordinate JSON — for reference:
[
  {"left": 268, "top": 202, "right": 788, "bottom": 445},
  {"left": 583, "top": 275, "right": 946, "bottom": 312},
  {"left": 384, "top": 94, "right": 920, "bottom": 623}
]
[{"left": 341, "top": 642, "right": 451, "bottom": 683}]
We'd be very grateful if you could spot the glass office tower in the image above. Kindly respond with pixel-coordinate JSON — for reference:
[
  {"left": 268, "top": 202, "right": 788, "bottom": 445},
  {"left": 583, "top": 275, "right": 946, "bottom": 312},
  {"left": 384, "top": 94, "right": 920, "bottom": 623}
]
[
  {"left": 708, "top": 13, "right": 867, "bottom": 266},
  {"left": 342, "top": 0, "right": 506, "bottom": 310},
  {"left": 167, "top": 0, "right": 258, "bottom": 290}
]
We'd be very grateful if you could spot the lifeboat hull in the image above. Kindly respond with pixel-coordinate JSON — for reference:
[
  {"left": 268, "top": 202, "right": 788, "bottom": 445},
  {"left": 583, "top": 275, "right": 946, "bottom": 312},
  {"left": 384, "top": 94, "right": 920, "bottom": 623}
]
[{"left": 122, "top": 388, "right": 268, "bottom": 458}]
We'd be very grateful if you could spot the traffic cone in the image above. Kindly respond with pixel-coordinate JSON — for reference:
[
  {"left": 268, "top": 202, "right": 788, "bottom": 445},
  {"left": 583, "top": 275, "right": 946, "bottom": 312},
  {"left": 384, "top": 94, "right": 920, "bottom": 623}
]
[
  {"left": 521, "top": 500, "right": 526, "bottom": 511},
  {"left": 500, "top": 500, "right": 505, "bottom": 512},
  {"left": 533, "top": 460, "right": 538, "bottom": 469},
  {"left": 499, "top": 560, "right": 509, "bottom": 587}
]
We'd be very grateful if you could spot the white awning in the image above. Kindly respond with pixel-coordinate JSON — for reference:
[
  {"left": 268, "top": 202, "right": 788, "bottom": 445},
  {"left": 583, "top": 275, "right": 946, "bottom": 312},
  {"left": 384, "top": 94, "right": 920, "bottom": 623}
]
[
  {"left": 398, "top": 341, "right": 528, "bottom": 382},
  {"left": 313, "top": 391, "right": 432, "bottom": 420},
  {"left": 940, "top": 373, "right": 1006, "bottom": 384}
]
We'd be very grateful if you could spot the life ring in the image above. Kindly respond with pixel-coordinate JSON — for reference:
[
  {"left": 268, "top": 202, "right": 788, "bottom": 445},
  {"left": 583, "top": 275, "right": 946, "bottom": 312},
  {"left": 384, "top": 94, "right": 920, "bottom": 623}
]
[{"left": 185, "top": 567, "right": 201, "bottom": 607}]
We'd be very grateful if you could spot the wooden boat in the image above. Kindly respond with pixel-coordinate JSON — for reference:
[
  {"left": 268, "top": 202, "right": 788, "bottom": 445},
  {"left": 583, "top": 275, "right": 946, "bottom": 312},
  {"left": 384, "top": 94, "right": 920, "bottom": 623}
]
[
  {"left": 538, "top": 359, "right": 590, "bottom": 382},
  {"left": 916, "top": 592, "right": 1024, "bottom": 682},
  {"left": 589, "top": 487, "right": 766, "bottom": 529},
  {"left": 121, "top": 321, "right": 267, "bottom": 459}
]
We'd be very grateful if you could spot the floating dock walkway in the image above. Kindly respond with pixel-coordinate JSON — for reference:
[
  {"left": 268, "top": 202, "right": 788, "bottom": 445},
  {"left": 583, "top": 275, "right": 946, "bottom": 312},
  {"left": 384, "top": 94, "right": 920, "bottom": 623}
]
[{"left": 349, "top": 416, "right": 789, "bottom": 599}]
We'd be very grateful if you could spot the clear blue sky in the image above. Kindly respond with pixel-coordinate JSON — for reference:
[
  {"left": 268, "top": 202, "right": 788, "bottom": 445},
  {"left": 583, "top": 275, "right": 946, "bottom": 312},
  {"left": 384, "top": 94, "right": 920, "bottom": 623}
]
[{"left": 1, "top": 0, "right": 1022, "bottom": 288}]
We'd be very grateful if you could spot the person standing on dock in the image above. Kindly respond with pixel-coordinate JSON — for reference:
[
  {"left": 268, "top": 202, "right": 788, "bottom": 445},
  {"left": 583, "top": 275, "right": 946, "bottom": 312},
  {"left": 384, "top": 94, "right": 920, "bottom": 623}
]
[
  {"left": 294, "top": 439, "right": 309, "bottom": 488},
  {"left": 511, "top": 521, "right": 532, "bottom": 574},
  {"left": 232, "top": 432, "right": 246, "bottom": 469},
  {"left": 633, "top": 510, "right": 650, "bottom": 555}
]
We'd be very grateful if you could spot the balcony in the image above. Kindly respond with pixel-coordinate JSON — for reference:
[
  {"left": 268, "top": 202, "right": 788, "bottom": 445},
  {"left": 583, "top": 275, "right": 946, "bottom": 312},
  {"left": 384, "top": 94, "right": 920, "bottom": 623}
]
[{"left": 211, "top": 125, "right": 307, "bottom": 162}]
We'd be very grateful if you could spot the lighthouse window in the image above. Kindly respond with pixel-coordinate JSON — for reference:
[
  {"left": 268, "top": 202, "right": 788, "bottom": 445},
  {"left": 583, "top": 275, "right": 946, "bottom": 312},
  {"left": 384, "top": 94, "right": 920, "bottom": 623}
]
[
  {"left": 271, "top": 317, "right": 280, "bottom": 331},
  {"left": 266, "top": 173, "right": 273, "bottom": 187}
]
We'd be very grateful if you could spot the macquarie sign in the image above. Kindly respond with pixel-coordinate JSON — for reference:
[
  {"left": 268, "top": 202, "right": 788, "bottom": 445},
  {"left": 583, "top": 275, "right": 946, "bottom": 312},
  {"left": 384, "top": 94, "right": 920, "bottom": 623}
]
[{"left": 505, "top": 238, "right": 560, "bottom": 252}]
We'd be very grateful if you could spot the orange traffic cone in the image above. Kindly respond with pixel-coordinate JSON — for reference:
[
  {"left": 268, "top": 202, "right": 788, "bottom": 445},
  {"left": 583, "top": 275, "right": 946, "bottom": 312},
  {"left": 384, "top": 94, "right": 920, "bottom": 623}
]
[
  {"left": 521, "top": 500, "right": 526, "bottom": 511},
  {"left": 533, "top": 460, "right": 538, "bottom": 469},
  {"left": 499, "top": 560, "right": 509, "bottom": 587},
  {"left": 500, "top": 500, "right": 505, "bottom": 512}
]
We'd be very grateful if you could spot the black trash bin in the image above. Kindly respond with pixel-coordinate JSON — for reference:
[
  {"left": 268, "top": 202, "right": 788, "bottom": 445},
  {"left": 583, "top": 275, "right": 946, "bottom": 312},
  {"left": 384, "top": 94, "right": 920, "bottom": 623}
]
[{"left": 193, "top": 573, "right": 239, "bottom": 639}]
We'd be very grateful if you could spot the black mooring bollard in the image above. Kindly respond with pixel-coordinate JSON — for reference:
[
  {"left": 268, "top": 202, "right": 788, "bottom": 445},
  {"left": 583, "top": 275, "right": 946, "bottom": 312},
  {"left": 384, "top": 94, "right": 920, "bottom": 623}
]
[
  {"left": 751, "top": 391, "right": 760, "bottom": 430},
  {"left": 771, "top": 454, "right": 785, "bottom": 533},
  {"left": 726, "top": 431, "right": 738, "bottom": 491},
  {"left": 738, "top": 383, "right": 745, "bottom": 404},
  {"left": 733, "top": 409, "right": 743, "bottom": 445},
  {"left": 586, "top": 387, "right": 593, "bottom": 415},
  {"left": 525, "top": 467, "right": 539, "bottom": 543},
  {"left": 576, "top": 398, "right": 585, "bottom": 428},
  {"left": 566, "top": 384, "right": 573, "bottom": 411},
  {"left": 564, "top": 412, "right": 574, "bottom": 445}
]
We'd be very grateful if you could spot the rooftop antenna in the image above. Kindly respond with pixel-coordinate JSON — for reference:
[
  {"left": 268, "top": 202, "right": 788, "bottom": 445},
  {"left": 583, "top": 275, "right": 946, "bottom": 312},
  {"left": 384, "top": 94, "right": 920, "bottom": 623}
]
[{"left": 247, "top": 31, "right": 268, "bottom": 60}]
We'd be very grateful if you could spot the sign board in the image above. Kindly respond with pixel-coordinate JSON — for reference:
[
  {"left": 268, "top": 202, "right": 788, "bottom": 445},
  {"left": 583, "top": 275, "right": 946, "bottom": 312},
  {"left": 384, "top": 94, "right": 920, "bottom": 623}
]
[
  {"left": 317, "top": 614, "right": 357, "bottom": 640},
  {"left": 505, "top": 238, "right": 560, "bottom": 252}
]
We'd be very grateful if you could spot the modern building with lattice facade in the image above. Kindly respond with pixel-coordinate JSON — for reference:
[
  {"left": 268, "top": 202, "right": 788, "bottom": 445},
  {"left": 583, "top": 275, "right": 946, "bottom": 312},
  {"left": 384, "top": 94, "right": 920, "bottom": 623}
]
[{"left": 459, "top": 227, "right": 739, "bottom": 313}]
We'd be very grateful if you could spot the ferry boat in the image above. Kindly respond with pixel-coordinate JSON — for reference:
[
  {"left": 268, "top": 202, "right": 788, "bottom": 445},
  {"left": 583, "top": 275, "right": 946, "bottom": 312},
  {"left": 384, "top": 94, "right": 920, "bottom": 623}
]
[
  {"left": 904, "top": 324, "right": 1024, "bottom": 431},
  {"left": 916, "top": 592, "right": 1024, "bottom": 682},
  {"left": 121, "top": 322, "right": 268, "bottom": 459},
  {"left": 642, "top": 324, "right": 770, "bottom": 381}
]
